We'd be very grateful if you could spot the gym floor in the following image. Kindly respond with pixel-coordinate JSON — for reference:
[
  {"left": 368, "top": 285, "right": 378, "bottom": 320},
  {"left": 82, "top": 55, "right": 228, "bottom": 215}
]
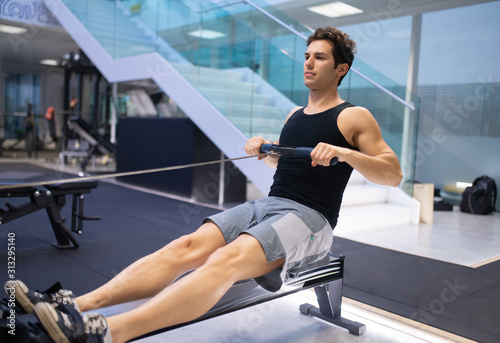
[
  {"left": 1, "top": 150, "right": 499, "bottom": 343},
  {"left": 94, "top": 206, "right": 498, "bottom": 343}
]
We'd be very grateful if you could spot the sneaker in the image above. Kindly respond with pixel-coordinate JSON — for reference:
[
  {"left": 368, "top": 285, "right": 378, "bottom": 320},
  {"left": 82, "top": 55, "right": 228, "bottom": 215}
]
[
  {"left": 4, "top": 280, "right": 79, "bottom": 314},
  {"left": 34, "top": 302, "right": 112, "bottom": 343}
]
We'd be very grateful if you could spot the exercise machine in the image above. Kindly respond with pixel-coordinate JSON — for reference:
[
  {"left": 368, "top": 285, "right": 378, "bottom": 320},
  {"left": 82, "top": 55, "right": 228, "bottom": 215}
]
[
  {"left": 60, "top": 116, "right": 116, "bottom": 172},
  {"left": 0, "top": 253, "right": 365, "bottom": 343},
  {"left": 134, "top": 252, "right": 365, "bottom": 340},
  {"left": 0, "top": 181, "right": 100, "bottom": 249}
]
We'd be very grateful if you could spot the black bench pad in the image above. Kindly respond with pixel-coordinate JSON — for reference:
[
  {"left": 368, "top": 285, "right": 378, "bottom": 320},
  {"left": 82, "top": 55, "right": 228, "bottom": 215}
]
[
  {"left": 0, "top": 185, "right": 38, "bottom": 197},
  {"left": 45, "top": 180, "right": 98, "bottom": 191}
]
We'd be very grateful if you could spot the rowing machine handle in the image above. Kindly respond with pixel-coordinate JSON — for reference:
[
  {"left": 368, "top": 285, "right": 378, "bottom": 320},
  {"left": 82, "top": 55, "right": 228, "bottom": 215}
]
[{"left": 260, "top": 144, "right": 338, "bottom": 166}]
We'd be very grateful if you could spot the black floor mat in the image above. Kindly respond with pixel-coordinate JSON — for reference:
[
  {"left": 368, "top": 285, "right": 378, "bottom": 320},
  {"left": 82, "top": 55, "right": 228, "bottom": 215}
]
[
  {"left": 333, "top": 237, "right": 500, "bottom": 343},
  {"left": 0, "top": 163, "right": 219, "bottom": 295}
]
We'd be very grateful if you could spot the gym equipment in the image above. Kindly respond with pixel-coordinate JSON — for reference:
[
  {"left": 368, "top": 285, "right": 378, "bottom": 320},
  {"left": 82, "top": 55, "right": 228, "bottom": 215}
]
[
  {"left": 0, "top": 144, "right": 331, "bottom": 192},
  {"left": 60, "top": 116, "right": 117, "bottom": 172},
  {"left": 0, "top": 155, "right": 262, "bottom": 191},
  {"left": 134, "top": 253, "right": 365, "bottom": 340},
  {"left": 0, "top": 181, "right": 99, "bottom": 249},
  {"left": 260, "top": 143, "right": 338, "bottom": 165},
  {"left": 0, "top": 145, "right": 363, "bottom": 339},
  {"left": 0, "top": 253, "right": 364, "bottom": 340}
]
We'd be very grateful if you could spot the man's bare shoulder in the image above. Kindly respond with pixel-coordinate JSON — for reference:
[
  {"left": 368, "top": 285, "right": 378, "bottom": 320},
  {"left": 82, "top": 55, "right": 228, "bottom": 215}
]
[
  {"left": 341, "top": 106, "right": 378, "bottom": 126},
  {"left": 342, "top": 105, "right": 371, "bottom": 116}
]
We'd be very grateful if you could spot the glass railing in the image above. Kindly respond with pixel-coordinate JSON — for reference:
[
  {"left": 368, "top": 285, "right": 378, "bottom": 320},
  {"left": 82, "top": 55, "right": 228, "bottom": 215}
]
[
  {"left": 63, "top": 0, "right": 157, "bottom": 57},
  {"left": 61, "top": 0, "right": 419, "bottom": 192},
  {"left": 116, "top": 0, "right": 310, "bottom": 141}
]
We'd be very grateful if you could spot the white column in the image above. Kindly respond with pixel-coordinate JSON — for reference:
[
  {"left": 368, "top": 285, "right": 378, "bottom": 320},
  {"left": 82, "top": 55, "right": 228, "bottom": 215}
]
[
  {"left": 218, "top": 151, "right": 225, "bottom": 206},
  {"left": 402, "top": 14, "right": 422, "bottom": 190}
]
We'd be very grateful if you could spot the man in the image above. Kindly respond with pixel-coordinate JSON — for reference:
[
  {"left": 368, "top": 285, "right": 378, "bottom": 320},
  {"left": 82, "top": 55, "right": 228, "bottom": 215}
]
[{"left": 7, "top": 27, "right": 402, "bottom": 343}]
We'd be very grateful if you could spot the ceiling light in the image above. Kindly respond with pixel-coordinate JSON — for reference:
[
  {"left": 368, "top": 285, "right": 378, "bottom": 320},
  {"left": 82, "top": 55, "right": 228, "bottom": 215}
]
[
  {"left": 40, "top": 59, "right": 59, "bottom": 66},
  {"left": 308, "top": 2, "right": 363, "bottom": 18},
  {"left": 188, "top": 29, "right": 226, "bottom": 40},
  {"left": 0, "top": 24, "right": 27, "bottom": 35}
]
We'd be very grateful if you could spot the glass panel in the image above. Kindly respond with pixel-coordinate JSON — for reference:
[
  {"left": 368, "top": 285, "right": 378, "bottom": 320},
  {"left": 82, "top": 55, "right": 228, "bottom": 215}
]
[
  {"left": 3, "top": 73, "right": 41, "bottom": 139},
  {"left": 339, "top": 16, "right": 412, "bottom": 86},
  {"left": 63, "top": 0, "right": 156, "bottom": 58},
  {"left": 340, "top": 70, "right": 419, "bottom": 194},
  {"left": 149, "top": 0, "right": 309, "bottom": 141},
  {"left": 418, "top": 2, "right": 500, "bottom": 138}
]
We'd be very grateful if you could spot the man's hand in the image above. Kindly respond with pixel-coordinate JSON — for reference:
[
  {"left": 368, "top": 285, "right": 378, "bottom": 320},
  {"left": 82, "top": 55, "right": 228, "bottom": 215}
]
[
  {"left": 245, "top": 137, "right": 279, "bottom": 168},
  {"left": 310, "top": 142, "right": 347, "bottom": 167},
  {"left": 245, "top": 137, "right": 269, "bottom": 160}
]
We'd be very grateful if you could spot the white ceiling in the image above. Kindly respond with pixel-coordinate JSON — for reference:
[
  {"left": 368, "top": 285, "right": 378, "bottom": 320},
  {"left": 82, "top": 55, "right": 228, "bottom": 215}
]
[
  {"left": 271, "top": 0, "right": 497, "bottom": 29},
  {"left": 0, "top": 0, "right": 497, "bottom": 70},
  {"left": 0, "top": 18, "right": 78, "bottom": 72}
]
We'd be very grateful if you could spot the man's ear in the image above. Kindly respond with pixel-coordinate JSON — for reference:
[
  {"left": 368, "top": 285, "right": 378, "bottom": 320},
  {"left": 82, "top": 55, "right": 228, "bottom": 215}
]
[{"left": 336, "top": 63, "right": 349, "bottom": 77}]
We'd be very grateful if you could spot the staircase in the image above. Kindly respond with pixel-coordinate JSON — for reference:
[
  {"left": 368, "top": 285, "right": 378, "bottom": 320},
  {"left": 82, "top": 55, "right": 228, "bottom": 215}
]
[
  {"left": 42, "top": 0, "right": 420, "bottom": 232},
  {"left": 173, "top": 63, "right": 287, "bottom": 140}
]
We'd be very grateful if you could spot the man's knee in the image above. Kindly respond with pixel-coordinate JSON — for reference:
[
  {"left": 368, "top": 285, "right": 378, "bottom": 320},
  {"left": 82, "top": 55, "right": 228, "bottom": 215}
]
[
  {"left": 158, "top": 229, "right": 223, "bottom": 268},
  {"left": 203, "top": 247, "right": 241, "bottom": 278},
  {"left": 156, "top": 235, "right": 196, "bottom": 263}
]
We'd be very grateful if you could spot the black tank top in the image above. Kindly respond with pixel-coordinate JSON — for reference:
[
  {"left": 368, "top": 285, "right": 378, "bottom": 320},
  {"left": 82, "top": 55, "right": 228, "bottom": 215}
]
[{"left": 268, "top": 102, "right": 358, "bottom": 228}]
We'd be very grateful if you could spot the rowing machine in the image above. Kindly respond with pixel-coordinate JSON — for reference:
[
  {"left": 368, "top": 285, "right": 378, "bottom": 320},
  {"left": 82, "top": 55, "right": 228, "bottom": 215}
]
[{"left": 133, "top": 253, "right": 365, "bottom": 340}]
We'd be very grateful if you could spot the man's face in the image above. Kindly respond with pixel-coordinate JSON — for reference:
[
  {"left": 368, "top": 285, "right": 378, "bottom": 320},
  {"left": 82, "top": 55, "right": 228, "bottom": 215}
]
[{"left": 304, "top": 40, "right": 339, "bottom": 90}]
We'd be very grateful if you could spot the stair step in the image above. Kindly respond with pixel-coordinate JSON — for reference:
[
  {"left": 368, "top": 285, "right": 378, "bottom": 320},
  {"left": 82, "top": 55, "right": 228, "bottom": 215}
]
[
  {"left": 342, "top": 185, "right": 388, "bottom": 206},
  {"left": 335, "top": 203, "right": 412, "bottom": 235},
  {"left": 347, "top": 169, "right": 366, "bottom": 185},
  {"left": 199, "top": 88, "right": 275, "bottom": 107},
  {"left": 173, "top": 64, "right": 245, "bottom": 83},
  {"left": 219, "top": 103, "right": 286, "bottom": 118}
]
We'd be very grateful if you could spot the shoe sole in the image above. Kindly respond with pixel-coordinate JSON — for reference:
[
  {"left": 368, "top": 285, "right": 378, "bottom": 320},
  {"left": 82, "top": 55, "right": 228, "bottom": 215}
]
[
  {"left": 34, "top": 302, "right": 71, "bottom": 343},
  {"left": 5, "top": 280, "right": 34, "bottom": 314}
]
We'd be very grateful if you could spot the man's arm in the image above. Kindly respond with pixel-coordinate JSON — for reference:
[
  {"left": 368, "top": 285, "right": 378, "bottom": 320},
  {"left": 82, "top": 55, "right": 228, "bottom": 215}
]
[{"left": 310, "top": 107, "right": 402, "bottom": 187}]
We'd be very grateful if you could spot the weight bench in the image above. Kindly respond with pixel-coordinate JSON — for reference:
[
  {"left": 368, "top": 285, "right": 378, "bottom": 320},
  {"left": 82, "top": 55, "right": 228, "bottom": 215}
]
[
  {"left": 134, "top": 253, "right": 365, "bottom": 341},
  {"left": 0, "top": 181, "right": 99, "bottom": 249},
  {"left": 64, "top": 116, "right": 116, "bottom": 172}
]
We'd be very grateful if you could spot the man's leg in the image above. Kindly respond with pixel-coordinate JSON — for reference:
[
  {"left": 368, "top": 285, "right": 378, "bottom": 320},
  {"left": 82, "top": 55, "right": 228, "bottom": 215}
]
[
  {"left": 76, "top": 222, "right": 227, "bottom": 312},
  {"left": 106, "top": 232, "right": 284, "bottom": 343}
]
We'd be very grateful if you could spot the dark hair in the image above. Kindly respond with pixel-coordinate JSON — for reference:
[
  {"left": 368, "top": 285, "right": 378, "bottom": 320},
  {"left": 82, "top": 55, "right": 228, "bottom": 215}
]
[{"left": 306, "top": 27, "right": 357, "bottom": 86}]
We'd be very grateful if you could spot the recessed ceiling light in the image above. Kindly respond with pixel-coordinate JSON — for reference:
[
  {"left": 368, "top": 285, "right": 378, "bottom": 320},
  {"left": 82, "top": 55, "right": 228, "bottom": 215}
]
[
  {"left": 308, "top": 2, "right": 363, "bottom": 18},
  {"left": 0, "top": 24, "right": 27, "bottom": 35},
  {"left": 188, "top": 29, "right": 226, "bottom": 40},
  {"left": 40, "top": 59, "right": 59, "bottom": 66}
]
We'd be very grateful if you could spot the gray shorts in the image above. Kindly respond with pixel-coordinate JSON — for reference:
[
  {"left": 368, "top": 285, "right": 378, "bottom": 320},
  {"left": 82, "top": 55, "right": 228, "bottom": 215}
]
[{"left": 203, "top": 196, "right": 333, "bottom": 292}]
